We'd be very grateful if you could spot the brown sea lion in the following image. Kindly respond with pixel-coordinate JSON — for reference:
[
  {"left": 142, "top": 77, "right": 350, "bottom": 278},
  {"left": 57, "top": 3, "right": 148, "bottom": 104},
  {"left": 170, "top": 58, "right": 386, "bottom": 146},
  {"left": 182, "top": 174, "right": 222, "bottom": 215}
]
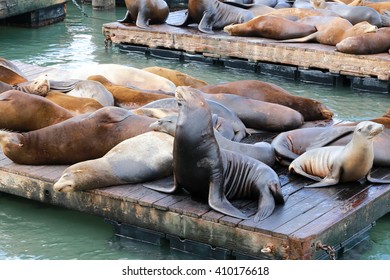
[
  {"left": 0, "top": 58, "right": 27, "bottom": 84},
  {"left": 87, "top": 75, "right": 172, "bottom": 109},
  {"left": 224, "top": 14, "right": 317, "bottom": 39},
  {"left": 0, "top": 90, "right": 74, "bottom": 132},
  {"left": 145, "top": 86, "right": 285, "bottom": 221},
  {"left": 53, "top": 131, "right": 174, "bottom": 192},
  {"left": 280, "top": 17, "right": 377, "bottom": 45},
  {"left": 268, "top": 7, "right": 338, "bottom": 19},
  {"left": 199, "top": 89, "right": 304, "bottom": 131},
  {"left": 142, "top": 67, "right": 208, "bottom": 88},
  {"left": 289, "top": 121, "right": 390, "bottom": 187},
  {"left": 118, "top": 0, "right": 169, "bottom": 29},
  {"left": 169, "top": 0, "right": 255, "bottom": 34},
  {"left": 0, "top": 107, "right": 156, "bottom": 165},
  {"left": 310, "top": 0, "right": 383, "bottom": 27},
  {"left": 46, "top": 91, "right": 104, "bottom": 114},
  {"left": 200, "top": 80, "right": 333, "bottom": 121},
  {"left": 345, "top": 107, "right": 390, "bottom": 129},
  {"left": 336, "top": 27, "right": 390, "bottom": 54}
]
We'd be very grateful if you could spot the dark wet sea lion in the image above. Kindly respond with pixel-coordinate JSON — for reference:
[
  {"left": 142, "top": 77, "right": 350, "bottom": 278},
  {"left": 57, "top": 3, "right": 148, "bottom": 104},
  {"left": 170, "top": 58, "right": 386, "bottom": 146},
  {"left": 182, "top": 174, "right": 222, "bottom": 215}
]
[
  {"left": 0, "top": 90, "right": 74, "bottom": 132},
  {"left": 170, "top": 0, "right": 255, "bottom": 34},
  {"left": 224, "top": 14, "right": 317, "bottom": 40},
  {"left": 150, "top": 115, "right": 276, "bottom": 167},
  {"left": 0, "top": 107, "right": 156, "bottom": 165},
  {"left": 200, "top": 80, "right": 333, "bottom": 121},
  {"left": 336, "top": 27, "right": 390, "bottom": 54},
  {"left": 145, "top": 87, "right": 284, "bottom": 221},
  {"left": 119, "top": 0, "right": 169, "bottom": 29},
  {"left": 289, "top": 122, "right": 390, "bottom": 187},
  {"left": 53, "top": 131, "right": 174, "bottom": 192},
  {"left": 87, "top": 75, "right": 172, "bottom": 109}
]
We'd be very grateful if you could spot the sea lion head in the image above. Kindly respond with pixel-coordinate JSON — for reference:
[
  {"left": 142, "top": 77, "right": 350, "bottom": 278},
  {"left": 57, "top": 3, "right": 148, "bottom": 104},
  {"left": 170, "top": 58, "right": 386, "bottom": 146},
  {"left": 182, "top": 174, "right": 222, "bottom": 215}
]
[
  {"left": 149, "top": 115, "right": 178, "bottom": 136},
  {"left": 26, "top": 74, "right": 50, "bottom": 96},
  {"left": 175, "top": 86, "right": 207, "bottom": 110},
  {"left": 356, "top": 121, "right": 384, "bottom": 140},
  {"left": 53, "top": 168, "right": 82, "bottom": 192},
  {"left": 350, "top": 21, "right": 378, "bottom": 35}
]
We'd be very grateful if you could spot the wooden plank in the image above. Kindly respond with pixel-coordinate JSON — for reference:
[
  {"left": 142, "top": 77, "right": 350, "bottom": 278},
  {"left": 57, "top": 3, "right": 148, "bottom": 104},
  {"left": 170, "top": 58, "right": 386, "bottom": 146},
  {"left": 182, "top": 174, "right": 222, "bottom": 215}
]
[{"left": 103, "top": 21, "right": 390, "bottom": 80}]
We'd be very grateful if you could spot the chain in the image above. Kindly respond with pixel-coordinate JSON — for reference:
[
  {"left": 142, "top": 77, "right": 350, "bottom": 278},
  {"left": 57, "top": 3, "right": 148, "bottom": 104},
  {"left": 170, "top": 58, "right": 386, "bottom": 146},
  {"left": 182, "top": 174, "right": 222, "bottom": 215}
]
[{"left": 316, "top": 242, "right": 336, "bottom": 260}]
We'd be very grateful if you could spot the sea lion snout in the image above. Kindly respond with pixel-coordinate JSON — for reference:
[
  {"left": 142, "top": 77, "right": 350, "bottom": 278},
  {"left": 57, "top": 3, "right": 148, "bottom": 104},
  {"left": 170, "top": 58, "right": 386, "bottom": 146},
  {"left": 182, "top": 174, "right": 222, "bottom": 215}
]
[{"left": 357, "top": 121, "right": 384, "bottom": 138}]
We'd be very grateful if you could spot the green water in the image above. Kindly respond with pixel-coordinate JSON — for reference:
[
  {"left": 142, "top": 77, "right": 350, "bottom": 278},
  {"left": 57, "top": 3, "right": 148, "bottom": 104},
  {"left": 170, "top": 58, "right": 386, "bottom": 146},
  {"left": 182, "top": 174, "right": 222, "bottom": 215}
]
[{"left": 0, "top": 3, "right": 389, "bottom": 260}]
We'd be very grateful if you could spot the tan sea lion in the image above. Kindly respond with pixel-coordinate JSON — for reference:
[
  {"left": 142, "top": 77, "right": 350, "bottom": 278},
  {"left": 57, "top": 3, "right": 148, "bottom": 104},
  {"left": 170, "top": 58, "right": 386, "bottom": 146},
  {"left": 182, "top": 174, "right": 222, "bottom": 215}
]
[
  {"left": 280, "top": 17, "right": 378, "bottom": 45},
  {"left": 224, "top": 14, "right": 317, "bottom": 40},
  {"left": 200, "top": 80, "right": 333, "bottom": 121},
  {"left": 118, "top": 0, "right": 169, "bottom": 29},
  {"left": 145, "top": 87, "right": 285, "bottom": 221},
  {"left": 0, "top": 107, "right": 156, "bottom": 165},
  {"left": 0, "top": 58, "right": 27, "bottom": 84},
  {"left": 268, "top": 7, "right": 338, "bottom": 19},
  {"left": 53, "top": 131, "right": 174, "bottom": 192},
  {"left": 87, "top": 75, "right": 172, "bottom": 109},
  {"left": 289, "top": 121, "right": 390, "bottom": 187},
  {"left": 46, "top": 91, "right": 104, "bottom": 114},
  {"left": 142, "top": 67, "right": 208, "bottom": 88},
  {"left": 169, "top": 0, "right": 255, "bottom": 34},
  {"left": 0, "top": 90, "right": 74, "bottom": 132},
  {"left": 336, "top": 27, "right": 390, "bottom": 54}
]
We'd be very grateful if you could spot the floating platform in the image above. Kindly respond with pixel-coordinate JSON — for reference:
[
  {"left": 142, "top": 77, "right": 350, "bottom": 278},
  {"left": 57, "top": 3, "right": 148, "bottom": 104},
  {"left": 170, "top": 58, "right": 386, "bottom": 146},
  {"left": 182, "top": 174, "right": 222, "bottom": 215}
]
[
  {"left": 102, "top": 11, "right": 390, "bottom": 93},
  {"left": 0, "top": 62, "right": 389, "bottom": 259},
  {"left": 0, "top": 0, "right": 66, "bottom": 28}
]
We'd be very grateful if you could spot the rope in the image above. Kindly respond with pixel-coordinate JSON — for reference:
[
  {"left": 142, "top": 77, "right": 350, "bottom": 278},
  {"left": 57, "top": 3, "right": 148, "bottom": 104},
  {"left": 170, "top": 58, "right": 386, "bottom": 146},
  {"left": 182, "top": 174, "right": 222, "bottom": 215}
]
[{"left": 70, "top": 0, "right": 117, "bottom": 22}]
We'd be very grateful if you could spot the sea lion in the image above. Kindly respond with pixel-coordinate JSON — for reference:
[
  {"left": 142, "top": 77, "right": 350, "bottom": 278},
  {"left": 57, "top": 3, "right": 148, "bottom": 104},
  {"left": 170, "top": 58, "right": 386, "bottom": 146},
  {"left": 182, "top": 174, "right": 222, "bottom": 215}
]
[
  {"left": 145, "top": 86, "right": 284, "bottom": 221},
  {"left": 0, "top": 58, "right": 27, "bottom": 84},
  {"left": 268, "top": 7, "right": 339, "bottom": 19},
  {"left": 199, "top": 89, "right": 304, "bottom": 131},
  {"left": 169, "top": 0, "right": 255, "bottom": 34},
  {"left": 336, "top": 27, "right": 390, "bottom": 54},
  {"left": 224, "top": 14, "right": 317, "bottom": 40},
  {"left": 311, "top": 0, "right": 383, "bottom": 27},
  {"left": 118, "top": 0, "right": 169, "bottom": 29},
  {"left": 0, "top": 107, "right": 156, "bottom": 165},
  {"left": 0, "top": 80, "right": 13, "bottom": 93},
  {"left": 289, "top": 121, "right": 390, "bottom": 187},
  {"left": 0, "top": 90, "right": 74, "bottom": 132},
  {"left": 200, "top": 80, "right": 333, "bottom": 121},
  {"left": 150, "top": 115, "right": 276, "bottom": 167},
  {"left": 46, "top": 91, "right": 104, "bottom": 114},
  {"left": 47, "top": 64, "right": 177, "bottom": 93},
  {"left": 280, "top": 18, "right": 377, "bottom": 45},
  {"left": 15, "top": 74, "right": 50, "bottom": 96},
  {"left": 141, "top": 98, "right": 248, "bottom": 141},
  {"left": 53, "top": 131, "right": 174, "bottom": 192},
  {"left": 344, "top": 107, "right": 390, "bottom": 128},
  {"left": 87, "top": 75, "right": 172, "bottom": 109},
  {"left": 142, "top": 67, "right": 208, "bottom": 88}
]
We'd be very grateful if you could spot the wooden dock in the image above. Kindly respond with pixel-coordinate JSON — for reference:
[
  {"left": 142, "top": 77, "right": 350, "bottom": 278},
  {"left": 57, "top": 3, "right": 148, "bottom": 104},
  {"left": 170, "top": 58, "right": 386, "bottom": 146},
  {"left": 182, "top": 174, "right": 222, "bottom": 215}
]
[
  {"left": 102, "top": 11, "right": 390, "bottom": 92},
  {"left": 0, "top": 62, "right": 389, "bottom": 259}
]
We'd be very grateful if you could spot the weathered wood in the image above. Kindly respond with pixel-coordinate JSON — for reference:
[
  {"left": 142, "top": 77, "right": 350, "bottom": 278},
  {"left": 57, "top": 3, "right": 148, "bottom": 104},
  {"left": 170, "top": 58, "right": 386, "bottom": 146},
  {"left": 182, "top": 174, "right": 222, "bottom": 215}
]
[{"left": 102, "top": 15, "right": 390, "bottom": 81}]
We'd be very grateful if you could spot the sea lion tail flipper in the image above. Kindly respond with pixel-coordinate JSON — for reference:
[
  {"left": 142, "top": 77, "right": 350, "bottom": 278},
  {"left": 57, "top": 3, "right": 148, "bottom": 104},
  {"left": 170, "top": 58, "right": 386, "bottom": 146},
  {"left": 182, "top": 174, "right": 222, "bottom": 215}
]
[
  {"left": 143, "top": 176, "right": 179, "bottom": 194},
  {"left": 278, "top": 32, "right": 317, "bottom": 43},
  {"left": 305, "top": 177, "right": 339, "bottom": 188},
  {"left": 198, "top": 13, "right": 215, "bottom": 34},
  {"left": 366, "top": 171, "right": 390, "bottom": 184},
  {"left": 136, "top": 12, "right": 152, "bottom": 29},
  {"left": 209, "top": 180, "right": 249, "bottom": 219},
  {"left": 254, "top": 188, "right": 275, "bottom": 222},
  {"left": 49, "top": 79, "right": 79, "bottom": 92},
  {"left": 166, "top": 10, "right": 192, "bottom": 27},
  {"left": 307, "top": 126, "right": 355, "bottom": 150},
  {"left": 118, "top": 11, "right": 133, "bottom": 24}
]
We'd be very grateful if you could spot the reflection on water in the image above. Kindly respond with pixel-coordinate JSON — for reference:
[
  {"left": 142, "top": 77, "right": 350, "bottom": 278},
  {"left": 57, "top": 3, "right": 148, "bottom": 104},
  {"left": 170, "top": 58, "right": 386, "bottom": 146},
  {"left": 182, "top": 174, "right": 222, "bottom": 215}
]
[{"left": 0, "top": 3, "right": 389, "bottom": 260}]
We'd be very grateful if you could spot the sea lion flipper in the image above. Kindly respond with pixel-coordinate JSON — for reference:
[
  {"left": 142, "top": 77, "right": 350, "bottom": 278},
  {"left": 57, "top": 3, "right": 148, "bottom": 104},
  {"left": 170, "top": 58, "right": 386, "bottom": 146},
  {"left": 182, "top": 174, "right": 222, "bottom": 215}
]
[
  {"left": 136, "top": 12, "right": 151, "bottom": 29},
  {"left": 366, "top": 171, "right": 390, "bottom": 184},
  {"left": 209, "top": 180, "right": 249, "bottom": 219},
  {"left": 118, "top": 11, "right": 133, "bottom": 24},
  {"left": 198, "top": 12, "right": 215, "bottom": 34},
  {"left": 166, "top": 10, "right": 193, "bottom": 27},
  {"left": 279, "top": 32, "right": 318, "bottom": 43},
  {"left": 254, "top": 188, "right": 275, "bottom": 222},
  {"left": 305, "top": 177, "right": 339, "bottom": 188}
]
